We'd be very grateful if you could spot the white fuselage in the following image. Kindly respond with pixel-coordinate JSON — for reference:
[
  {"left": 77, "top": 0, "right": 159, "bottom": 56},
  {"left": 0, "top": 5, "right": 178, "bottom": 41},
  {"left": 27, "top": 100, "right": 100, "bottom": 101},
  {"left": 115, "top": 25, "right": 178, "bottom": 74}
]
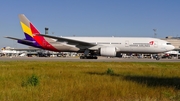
[{"left": 50, "top": 37, "right": 175, "bottom": 53}]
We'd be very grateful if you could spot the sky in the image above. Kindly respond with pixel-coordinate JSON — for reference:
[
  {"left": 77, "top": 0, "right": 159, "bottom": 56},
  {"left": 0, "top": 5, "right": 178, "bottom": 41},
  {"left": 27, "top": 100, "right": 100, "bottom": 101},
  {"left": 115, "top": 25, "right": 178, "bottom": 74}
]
[{"left": 0, "top": 0, "right": 180, "bottom": 48}]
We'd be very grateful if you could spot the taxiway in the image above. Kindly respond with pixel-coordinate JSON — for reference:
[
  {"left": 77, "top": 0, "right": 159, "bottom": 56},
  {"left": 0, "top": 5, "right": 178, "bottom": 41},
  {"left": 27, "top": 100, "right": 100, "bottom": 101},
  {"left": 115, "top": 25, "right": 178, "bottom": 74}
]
[{"left": 0, "top": 57, "right": 179, "bottom": 62}]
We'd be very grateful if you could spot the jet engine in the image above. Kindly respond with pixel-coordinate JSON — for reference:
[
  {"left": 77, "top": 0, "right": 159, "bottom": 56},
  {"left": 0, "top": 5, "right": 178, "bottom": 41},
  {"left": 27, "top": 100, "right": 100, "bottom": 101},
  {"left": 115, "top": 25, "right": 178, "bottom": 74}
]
[{"left": 99, "top": 47, "right": 118, "bottom": 57}]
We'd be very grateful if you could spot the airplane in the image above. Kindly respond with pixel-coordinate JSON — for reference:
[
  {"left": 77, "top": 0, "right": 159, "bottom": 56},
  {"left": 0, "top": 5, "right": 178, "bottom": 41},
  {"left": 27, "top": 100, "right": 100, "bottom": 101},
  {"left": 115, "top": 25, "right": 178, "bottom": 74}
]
[{"left": 5, "top": 14, "right": 175, "bottom": 59}]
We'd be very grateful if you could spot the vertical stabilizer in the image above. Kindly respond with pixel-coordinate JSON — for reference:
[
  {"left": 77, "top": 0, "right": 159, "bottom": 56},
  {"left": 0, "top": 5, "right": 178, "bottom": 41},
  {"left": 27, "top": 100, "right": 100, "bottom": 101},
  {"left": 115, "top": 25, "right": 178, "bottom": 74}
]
[
  {"left": 18, "top": 14, "right": 58, "bottom": 51},
  {"left": 19, "top": 14, "right": 41, "bottom": 41}
]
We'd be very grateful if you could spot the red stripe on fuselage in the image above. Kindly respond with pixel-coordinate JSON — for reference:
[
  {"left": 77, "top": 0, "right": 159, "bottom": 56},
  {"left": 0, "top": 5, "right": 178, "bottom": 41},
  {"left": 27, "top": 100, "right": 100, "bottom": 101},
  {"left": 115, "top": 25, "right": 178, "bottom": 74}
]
[{"left": 30, "top": 23, "right": 58, "bottom": 51}]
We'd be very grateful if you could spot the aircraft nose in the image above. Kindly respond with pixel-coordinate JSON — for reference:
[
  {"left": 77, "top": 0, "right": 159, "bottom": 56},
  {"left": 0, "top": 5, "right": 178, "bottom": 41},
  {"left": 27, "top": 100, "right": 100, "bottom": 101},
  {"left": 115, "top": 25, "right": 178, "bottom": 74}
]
[{"left": 168, "top": 45, "right": 175, "bottom": 51}]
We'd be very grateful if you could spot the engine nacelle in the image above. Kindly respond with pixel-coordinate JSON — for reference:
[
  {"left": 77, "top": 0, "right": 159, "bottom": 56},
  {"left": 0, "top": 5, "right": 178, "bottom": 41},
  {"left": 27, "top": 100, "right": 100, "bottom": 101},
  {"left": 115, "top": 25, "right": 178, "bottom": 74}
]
[{"left": 99, "top": 47, "right": 117, "bottom": 57}]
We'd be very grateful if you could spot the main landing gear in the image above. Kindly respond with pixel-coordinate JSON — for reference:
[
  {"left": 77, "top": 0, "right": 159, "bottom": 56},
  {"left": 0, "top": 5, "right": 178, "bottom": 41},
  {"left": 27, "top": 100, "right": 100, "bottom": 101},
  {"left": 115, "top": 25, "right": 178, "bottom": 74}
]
[{"left": 80, "top": 49, "right": 98, "bottom": 59}]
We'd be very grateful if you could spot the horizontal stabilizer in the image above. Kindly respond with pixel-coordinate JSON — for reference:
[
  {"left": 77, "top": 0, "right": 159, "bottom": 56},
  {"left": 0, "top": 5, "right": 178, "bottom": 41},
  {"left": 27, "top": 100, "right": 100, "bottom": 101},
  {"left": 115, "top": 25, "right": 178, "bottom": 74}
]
[
  {"left": 8, "top": 48, "right": 41, "bottom": 51},
  {"left": 5, "top": 37, "right": 35, "bottom": 44}
]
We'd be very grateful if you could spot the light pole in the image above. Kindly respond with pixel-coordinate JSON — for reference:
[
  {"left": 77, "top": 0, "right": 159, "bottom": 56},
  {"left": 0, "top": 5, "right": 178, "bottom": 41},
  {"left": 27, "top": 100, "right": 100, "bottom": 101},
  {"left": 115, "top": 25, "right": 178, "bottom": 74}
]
[{"left": 153, "top": 29, "right": 157, "bottom": 38}]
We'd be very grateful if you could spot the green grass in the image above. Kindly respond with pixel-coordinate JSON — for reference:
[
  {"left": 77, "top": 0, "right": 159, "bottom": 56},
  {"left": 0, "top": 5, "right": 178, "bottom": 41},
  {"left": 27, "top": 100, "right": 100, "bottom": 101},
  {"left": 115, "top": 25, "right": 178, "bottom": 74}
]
[{"left": 0, "top": 61, "right": 180, "bottom": 101}]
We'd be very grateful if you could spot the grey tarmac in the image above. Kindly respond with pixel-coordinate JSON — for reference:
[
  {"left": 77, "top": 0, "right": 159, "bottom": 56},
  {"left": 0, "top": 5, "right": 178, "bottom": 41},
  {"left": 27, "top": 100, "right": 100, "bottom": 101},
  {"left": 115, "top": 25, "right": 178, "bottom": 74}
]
[{"left": 0, "top": 56, "right": 180, "bottom": 62}]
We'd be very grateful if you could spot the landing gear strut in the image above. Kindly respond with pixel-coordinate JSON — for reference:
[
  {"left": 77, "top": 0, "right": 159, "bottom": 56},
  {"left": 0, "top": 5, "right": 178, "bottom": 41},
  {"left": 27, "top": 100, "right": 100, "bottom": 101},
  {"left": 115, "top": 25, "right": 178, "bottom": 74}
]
[
  {"left": 155, "top": 55, "right": 160, "bottom": 60},
  {"left": 80, "top": 49, "right": 98, "bottom": 59},
  {"left": 156, "top": 57, "right": 160, "bottom": 60}
]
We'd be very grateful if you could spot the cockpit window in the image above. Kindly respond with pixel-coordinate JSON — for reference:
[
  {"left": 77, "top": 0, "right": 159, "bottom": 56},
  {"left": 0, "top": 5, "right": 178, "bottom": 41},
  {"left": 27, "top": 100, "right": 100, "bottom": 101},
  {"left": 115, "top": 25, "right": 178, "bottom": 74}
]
[{"left": 166, "top": 43, "right": 171, "bottom": 45}]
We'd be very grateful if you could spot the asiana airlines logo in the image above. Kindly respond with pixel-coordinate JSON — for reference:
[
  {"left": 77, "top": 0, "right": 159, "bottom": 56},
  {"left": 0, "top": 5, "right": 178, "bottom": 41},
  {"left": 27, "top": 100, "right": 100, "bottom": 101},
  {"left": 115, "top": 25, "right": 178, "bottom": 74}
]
[
  {"left": 149, "top": 41, "right": 154, "bottom": 45},
  {"left": 129, "top": 41, "right": 154, "bottom": 47}
]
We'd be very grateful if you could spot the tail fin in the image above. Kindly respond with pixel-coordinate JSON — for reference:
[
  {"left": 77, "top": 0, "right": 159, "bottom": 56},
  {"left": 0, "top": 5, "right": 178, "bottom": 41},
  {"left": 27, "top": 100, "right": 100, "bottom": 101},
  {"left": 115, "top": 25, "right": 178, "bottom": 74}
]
[
  {"left": 18, "top": 14, "right": 58, "bottom": 51},
  {"left": 19, "top": 14, "right": 40, "bottom": 41}
]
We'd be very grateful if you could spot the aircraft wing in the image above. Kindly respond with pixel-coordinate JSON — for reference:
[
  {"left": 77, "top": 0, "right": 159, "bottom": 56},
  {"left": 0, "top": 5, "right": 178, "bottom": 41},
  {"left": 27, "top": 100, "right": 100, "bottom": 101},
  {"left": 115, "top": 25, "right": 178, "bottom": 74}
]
[
  {"left": 39, "top": 34, "right": 96, "bottom": 46},
  {"left": 5, "top": 37, "right": 35, "bottom": 44}
]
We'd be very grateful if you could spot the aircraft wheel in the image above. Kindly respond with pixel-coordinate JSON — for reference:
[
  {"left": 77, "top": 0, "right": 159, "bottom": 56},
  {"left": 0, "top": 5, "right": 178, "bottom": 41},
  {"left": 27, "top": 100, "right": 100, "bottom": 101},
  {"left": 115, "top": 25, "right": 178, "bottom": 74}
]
[{"left": 156, "top": 57, "right": 160, "bottom": 60}]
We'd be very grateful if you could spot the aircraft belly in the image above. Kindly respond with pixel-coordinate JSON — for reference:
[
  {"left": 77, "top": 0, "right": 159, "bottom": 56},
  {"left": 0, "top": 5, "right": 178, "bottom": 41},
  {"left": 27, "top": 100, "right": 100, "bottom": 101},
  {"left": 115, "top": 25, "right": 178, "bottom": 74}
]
[
  {"left": 134, "top": 47, "right": 153, "bottom": 53},
  {"left": 120, "top": 47, "right": 155, "bottom": 53},
  {"left": 53, "top": 45, "right": 79, "bottom": 52}
]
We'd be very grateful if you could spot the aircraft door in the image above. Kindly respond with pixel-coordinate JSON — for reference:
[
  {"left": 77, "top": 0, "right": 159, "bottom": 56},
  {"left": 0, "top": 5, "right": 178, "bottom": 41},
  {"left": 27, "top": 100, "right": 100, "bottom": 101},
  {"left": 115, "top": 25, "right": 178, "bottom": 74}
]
[{"left": 125, "top": 40, "right": 129, "bottom": 47}]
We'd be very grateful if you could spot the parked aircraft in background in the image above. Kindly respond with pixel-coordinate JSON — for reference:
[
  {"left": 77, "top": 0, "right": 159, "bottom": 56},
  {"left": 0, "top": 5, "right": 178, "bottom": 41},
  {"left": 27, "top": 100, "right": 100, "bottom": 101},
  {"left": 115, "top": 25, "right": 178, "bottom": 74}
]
[
  {"left": 1, "top": 47, "right": 22, "bottom": 54},
  {"left": 0, "top": 46, "right": 25, "bottom": 57},
  {"left": 5, "top": 14, "right": 175, "bottom": 59}
]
